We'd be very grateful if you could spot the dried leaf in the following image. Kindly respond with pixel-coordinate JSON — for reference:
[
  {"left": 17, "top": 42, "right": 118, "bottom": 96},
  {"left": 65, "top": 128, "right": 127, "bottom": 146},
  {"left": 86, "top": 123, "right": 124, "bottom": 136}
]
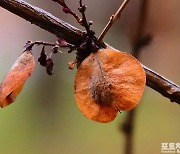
[
  {"left": 74, "top": 49, "right": 146, "bottom": 123},
  {"left": 38, "top": 46, "right": 47, "bottom": 66},
  {"left": 0, "top": 50, "right": 35, "bottom": 108},
  {"left": 46, "top": 58, "right": 54, "bottom": 75}
]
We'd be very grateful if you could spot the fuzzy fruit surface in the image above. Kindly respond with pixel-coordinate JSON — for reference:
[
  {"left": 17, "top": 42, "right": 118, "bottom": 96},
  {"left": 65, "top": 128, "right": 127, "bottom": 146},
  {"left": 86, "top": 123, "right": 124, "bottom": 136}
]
[{"left": 74, "top": 49, "right": 146, "bottom": 123}]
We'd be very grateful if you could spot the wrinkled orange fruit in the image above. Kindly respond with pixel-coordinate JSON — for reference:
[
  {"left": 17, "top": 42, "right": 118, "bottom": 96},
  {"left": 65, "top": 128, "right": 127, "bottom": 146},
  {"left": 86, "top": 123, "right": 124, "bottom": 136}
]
[
  {"left": 74, "top": 49, "right": 146, "bottom": 123},
  {"left": 0, "top": 50, "right": 35, "bottom": 108}
]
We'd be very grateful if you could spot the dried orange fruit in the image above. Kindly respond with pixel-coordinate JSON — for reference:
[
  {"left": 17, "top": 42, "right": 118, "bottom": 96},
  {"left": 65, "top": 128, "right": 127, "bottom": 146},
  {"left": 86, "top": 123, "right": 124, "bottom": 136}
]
[
  {"left": 0, "top": 50, "right": 35, "bottom": 108},
  {"left": 74, "top": 48, "right": 146, "bottom": 123}
]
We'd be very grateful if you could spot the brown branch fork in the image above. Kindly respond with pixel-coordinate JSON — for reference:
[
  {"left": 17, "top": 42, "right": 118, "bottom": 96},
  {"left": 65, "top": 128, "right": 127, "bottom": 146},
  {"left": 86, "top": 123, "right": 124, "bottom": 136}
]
[{"left": 0, "top": 0, "right": 180, "bottom": 105}]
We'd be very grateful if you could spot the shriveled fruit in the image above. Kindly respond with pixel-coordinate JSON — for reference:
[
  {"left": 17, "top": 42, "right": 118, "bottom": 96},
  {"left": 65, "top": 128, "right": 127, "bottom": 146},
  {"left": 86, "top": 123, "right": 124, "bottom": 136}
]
[
  {"left": 74, "top": 48, "right": 146, "bottom": 123},
  {"left": 0, "top": 50, "right": 35, "bottom": 108}
]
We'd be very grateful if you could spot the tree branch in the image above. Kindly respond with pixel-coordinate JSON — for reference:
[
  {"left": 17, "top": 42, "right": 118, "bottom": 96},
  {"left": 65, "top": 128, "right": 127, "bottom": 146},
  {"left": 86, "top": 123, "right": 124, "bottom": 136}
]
[
  {"left": 0, "top": 0, "right": 180, "bottom": 105},
  {"left": 0, "top": 0, "right": 84, "bottom": 46},
  {"left": 144, "top": 65, "right": 180, "bottom": 103}
]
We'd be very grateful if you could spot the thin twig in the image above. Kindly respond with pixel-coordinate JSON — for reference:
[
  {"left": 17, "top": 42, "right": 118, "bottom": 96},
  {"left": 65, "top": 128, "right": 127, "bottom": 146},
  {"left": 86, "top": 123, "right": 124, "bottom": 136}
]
[
  {"left": 0, "top": 0, "right": 180, "bottom": 105},
  {"left": 23, "top": 41, "right": 58, "bottom": 51},
  {"left": 79, "top": 0, "right": 90, "bottom": 33},
  {"left": 52, "top": 0, "right": 81, "bottom": 23},
  {"left": 98, "top": 0, "right": 130, "bottom": 41}
]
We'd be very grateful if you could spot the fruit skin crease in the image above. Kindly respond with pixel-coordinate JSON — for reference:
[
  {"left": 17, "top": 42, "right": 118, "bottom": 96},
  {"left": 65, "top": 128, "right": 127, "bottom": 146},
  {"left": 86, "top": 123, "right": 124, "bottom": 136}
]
[
  {"left": 74, "top": 49, "right": 146, "bottom": 123},
  {"left": 0, "top": 51, "right": 35, "bottom": 108}
]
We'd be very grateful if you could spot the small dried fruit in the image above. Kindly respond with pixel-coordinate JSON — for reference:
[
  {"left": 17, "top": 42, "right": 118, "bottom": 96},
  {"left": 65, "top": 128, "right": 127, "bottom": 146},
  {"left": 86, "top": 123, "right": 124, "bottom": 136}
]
[
  {"left": 0, "top": 50, "right": 35, "bottom": 108},
  {"left": 38, "top": 46, "right": 47, "bottom": 66},
  {"left": 74, "top": 49, "right": 146, "bottom": 123},
  {"left": 46, "top": 58, "right": 54, "bottom": 75}
]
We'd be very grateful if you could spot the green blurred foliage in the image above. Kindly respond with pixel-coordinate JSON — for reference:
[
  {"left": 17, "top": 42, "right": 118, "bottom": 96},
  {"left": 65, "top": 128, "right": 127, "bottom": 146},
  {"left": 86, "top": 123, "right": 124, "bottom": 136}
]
[{"left": 0, "top": 0, "right": 179, "bottom": 154}]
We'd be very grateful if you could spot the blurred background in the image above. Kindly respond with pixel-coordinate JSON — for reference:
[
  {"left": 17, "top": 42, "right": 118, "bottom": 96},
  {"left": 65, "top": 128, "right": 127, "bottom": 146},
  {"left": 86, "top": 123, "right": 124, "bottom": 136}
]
[{"left": 0, "top": 0, "right": 179, "bottom": 154}]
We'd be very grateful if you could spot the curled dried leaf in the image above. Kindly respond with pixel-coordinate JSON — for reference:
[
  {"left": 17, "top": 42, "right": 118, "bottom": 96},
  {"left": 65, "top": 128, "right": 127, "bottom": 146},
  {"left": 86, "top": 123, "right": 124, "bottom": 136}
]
[
  {"left": 0, "top": 50, "right": 35, "bottom": 108},
  {"left": 38, "top": 46, "right": 47, "bottom": 66},
  {"left": 46, "top": 58, "right": 54, "bottom": 75},
  {"left": 74, "top": 49, "right": 146, "bottom": 123}
]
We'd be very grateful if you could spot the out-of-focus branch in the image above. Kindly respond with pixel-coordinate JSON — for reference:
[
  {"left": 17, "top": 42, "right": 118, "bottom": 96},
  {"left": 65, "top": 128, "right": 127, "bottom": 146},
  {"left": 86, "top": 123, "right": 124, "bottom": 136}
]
[
  {"left": 122, "top": 1, "right": 150, "bottom": 154},
  {"left": 0, "top": 0, "right": 179, "bottom": 105},
  {"left": 98, "top": 0, "right": 129, "bottom": 41}
]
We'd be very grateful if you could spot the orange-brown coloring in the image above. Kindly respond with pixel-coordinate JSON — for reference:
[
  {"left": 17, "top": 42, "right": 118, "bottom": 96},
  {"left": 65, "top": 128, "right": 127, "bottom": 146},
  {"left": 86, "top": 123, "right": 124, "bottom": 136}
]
[
  {"left": 74, "top": 48, "right": 146, "bottom": 123},
  {"left": 0, "top": 51, "right": 35, "bottom": 108}
]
